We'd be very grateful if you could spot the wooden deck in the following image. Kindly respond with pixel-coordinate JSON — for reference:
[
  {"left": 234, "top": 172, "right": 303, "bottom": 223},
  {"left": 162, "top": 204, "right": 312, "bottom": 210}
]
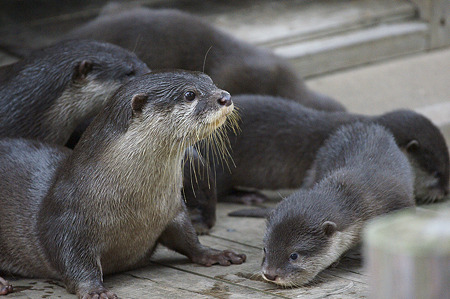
[{"left": 5, "top": 201, "right": 369, "bottom": 299}]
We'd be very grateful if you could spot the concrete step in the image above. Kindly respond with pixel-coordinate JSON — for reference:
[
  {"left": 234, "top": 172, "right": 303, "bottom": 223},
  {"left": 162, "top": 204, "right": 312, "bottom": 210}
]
[{"left": 277, "top": 21, "right": 429, "bottom": 78}]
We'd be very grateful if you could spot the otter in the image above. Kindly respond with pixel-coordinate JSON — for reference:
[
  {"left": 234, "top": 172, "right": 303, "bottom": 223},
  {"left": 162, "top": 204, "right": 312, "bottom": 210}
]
[
  {"left": 262, "top": 122, "right": 415, "bottom": 286},
  {"left": 216, "top": 95, "right": 448, "bottom": 209},
  {"left": 0, "top": 39, "right": 149, "bottom": 144},
  {"left": 63, "top": 6, "right": 344, "bottom": 112},
  {"left": 0, "top": 70, "right": 245, "bottom": 298}
]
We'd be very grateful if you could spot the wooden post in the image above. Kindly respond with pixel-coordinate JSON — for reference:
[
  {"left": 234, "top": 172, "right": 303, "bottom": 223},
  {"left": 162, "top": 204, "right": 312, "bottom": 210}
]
[{"left": 364, "top": 205, "right": 450, "bottom": 299}]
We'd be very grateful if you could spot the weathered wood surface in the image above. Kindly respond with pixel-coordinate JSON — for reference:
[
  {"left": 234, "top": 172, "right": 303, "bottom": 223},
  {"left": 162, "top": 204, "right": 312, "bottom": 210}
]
[{"left": 4, "top": 202, "right": 369, "bottom": 298}]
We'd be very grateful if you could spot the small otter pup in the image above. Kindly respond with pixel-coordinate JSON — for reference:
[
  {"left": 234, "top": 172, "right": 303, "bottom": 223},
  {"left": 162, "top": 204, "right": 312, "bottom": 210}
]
[
  {"left": 0, "top": 39, "right": 149, "bottom": 144},
  {"left": 0, "top": 70, "right": 245, "bottom": 298},
  {"left": 262, "top": 122, "right": 415, "bottom": 286},
  {"left": 64, "top": 6, "right": 344, "bottom": 112},
  {"left": 217, "top": 95, "right": 448, "bottom": 207}
]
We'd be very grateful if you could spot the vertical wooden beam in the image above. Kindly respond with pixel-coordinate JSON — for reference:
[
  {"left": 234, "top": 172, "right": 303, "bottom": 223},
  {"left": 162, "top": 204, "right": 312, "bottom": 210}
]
[
  {"left": 364, "top": 206, "right": 450, "bottom": 299},
  {"left": 410, "top": 0, "right": 450, "bottom": 48}
]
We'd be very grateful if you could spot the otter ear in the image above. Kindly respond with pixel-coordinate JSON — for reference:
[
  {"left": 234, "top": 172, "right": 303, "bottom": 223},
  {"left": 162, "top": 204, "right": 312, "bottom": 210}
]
[
  {"left": 73, "top": 60, "right": 93, "bottom": 81},
  {"left": 131, "top": 94, "right": 149, "bottom": 117},
  {"left": 322, "top": 221, "right": 337, "bottom": 237},
  {"left": 406, "top": 140, "right": 420, "bottom": 152}
]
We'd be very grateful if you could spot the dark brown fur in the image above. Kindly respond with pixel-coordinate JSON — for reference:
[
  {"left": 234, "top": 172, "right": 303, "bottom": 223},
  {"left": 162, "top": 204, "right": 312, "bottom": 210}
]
[
  {"left": 0, "top": 71, "right": 245, "bottom": 298},
  {"left": 0, "top": 39, "right": 149, "bottom": 144},
  {"left": 218, "top": 95, "right": 448, "bottom": 209},
  {"left": 65, "top": 6, "right": 344, "bottom": 112},
  {"left": 262, "top": 123, "right": 415, "bottom": 286}
]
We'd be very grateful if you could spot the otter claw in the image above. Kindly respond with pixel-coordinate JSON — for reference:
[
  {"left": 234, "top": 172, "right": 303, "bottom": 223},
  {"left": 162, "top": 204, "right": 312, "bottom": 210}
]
[
  {"left": 193, "top": 249, "right": 246, "bottom": 266},
  {"left": 82, "top": 291, "right": 118, "bottom": 299},
  {"left": 0, "top": 277, "right": 13, "bottom": 295}
]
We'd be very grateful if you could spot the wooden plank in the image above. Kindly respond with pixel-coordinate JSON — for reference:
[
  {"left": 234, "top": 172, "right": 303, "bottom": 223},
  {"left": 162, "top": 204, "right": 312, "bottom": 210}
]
[
  {"left": 276, "top": 22, "right": 429, "bottom": 78},
  {"left": 4, "top": 273, "right": 214, "bottom": 299},
  {"left": 151, "top": 239, "right": 368, "bottom": 299},
  {"left": 0, "top": 51, "right": 18, "bottom": 67},
  {"left": 196, "top": 0, "right": 416, "bottom": 47}
]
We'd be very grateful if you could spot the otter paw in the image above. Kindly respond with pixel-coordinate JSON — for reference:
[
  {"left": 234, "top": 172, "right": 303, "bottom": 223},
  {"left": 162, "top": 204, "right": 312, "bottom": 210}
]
[
  {"left": 81, "top": 290, "right": 118, "bottom": 299},
  {"left": 0, "top": 277, "right": 13, "bottom": 295},
  {"left": 193, "top": 249, "right": 246, "bottom": 266}
]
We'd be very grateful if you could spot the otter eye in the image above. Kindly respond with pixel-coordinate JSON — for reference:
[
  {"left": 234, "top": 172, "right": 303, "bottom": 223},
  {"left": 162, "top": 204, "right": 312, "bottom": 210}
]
[
  {"left": 126, "top": 70, "right": 135, "bottom": 77},
  {"left": 290, "top": 253, "right": 298, "bottom": 261},
  {"left": 184, "top": 91, "right": 196, "bottom": 101}
]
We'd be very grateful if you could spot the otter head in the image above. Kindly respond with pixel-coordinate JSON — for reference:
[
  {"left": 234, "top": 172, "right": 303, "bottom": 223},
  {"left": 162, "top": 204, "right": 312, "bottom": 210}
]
[
  {"left": 376, "top": 110, "right": 449, "bottom": 204},
  {"left": 16, "top": 40, "right": 150, "bottom": 144},
  {"left": 93, "top": 70, "right": 235, "bottom": 159},
  {"left": 261, "top": 193, "right": 344, "bottom": 287},
  {"left": 65, "top": 39, "right": 150, "bottom": 112},
  {"left": 126, "top": 70, "right": 233, "bottom": 145}
]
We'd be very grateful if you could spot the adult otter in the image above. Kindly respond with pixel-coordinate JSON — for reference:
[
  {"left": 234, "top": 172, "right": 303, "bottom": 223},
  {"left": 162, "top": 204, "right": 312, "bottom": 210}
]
[
  {"left": 0, "top": 39, "right": 149, "bottom": 144},
  {"left": 262, "top": 122, "right": 415, "bottom": 286},
  {"left": 0, "top": 70, "right": 245, "bottom": 298},
  {"left": 217, "top": 95, "right": 448, "bottom": 206},
  {"left": 64, "top": 6, "right": 344, "bottom": 112}
]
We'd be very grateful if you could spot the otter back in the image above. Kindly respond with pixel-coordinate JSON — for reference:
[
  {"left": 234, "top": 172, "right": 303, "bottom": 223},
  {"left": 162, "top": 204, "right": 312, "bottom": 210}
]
[{"left": 65, "top": 6, "right": 344, "bottom": 112}]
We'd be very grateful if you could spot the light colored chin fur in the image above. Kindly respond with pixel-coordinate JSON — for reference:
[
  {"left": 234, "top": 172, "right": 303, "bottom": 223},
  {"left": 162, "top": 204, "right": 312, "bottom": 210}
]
[
  {"left": 203, "top": 103, "right": 234, "bottom": 128},
  {"left": 264, "top": 224, "right": 361, "bottom": 287},
  {"left": 43, "top": 80, "right": 120, "bottom": 144}
]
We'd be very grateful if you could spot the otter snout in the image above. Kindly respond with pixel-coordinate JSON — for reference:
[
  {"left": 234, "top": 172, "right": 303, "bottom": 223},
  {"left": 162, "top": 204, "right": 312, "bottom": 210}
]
[
  {"left": 262, "top": 272, "right": 278, "bottom": 282},
  {"left": 217, "top": 92, "right": 232, "bottom": 107}
]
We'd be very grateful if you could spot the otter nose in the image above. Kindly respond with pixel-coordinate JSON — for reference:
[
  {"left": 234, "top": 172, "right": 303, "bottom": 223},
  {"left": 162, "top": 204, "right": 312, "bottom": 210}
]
[
  {"left": 217, "top": 92, "right": 232, "bottom": 107},
  {"left": 263, "top": 273, "right": 278, "bottom": 281}
]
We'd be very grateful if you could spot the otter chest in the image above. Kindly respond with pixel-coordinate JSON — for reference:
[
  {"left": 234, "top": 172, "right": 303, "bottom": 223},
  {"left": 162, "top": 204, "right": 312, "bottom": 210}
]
[{"left": 100, "top": 185, "right": 183, "bottom": 274}]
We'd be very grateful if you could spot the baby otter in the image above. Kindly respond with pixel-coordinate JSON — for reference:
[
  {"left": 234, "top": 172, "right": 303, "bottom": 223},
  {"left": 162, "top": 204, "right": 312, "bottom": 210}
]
[
  {"left": 262, "top": 122, "right": 415, "bottom": 286},
  {"left": 0, "top": 39, "right": 149, "bottom": 144},
  {"left": 64, "top": 6, "right": 345, "bottom": 112},
  {"left": 0, "top": 70, "right": 245, "bottom": 298}
]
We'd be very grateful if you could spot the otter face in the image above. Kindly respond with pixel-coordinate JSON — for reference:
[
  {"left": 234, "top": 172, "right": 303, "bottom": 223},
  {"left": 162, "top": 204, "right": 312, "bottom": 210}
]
[
  {"left": 126, "top": 71, "right": 234, "bottom": 146},
  {"left": 68, "top": 40, "right": 150, "bottom": 112},
  {"left": 261, "top": 197, "right": 341, "bottom": 287},
  {"left": 376, "top": 110, "right": 449, "bottom": 204},
  {"left": 40, "top": 40, "right": 150, "bottom": 143},
  {"left": 406, "top": 147, "right": 449, "bottom": 204}
]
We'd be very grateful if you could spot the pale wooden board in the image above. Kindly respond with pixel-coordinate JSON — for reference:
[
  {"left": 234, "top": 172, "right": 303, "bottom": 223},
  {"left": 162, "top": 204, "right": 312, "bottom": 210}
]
[
  {"left": 0, "top": 51, "right": 18, "bottom": 67},
  {"left": 279, "top": 22, "right": 429, "bottom": 78}
]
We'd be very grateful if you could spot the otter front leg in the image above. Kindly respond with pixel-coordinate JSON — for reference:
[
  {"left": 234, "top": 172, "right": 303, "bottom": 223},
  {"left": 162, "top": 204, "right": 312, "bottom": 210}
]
[
  {"left": 0, "top": 277, "right": 13, "bottom": 295},
  {"left": 53, "top": 251, "right": 117, "bottom": 299},
  {"left": 158, "top": 208, "right": 246, "bottom": 266}
]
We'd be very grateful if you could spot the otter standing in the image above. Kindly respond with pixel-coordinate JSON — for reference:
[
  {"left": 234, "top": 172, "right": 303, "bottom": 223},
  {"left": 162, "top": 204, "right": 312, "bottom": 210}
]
[
  {"left": 64, "top": 6, "right": 344, "bottom": 112},
  {"left": 0, "top": 71, "right": 245, "bottom": 298},
  {"left": 262, "top": 122, "right": 415, "bottom": 286},
  {"left": 0, "top": 39, "right": 149, "bottom": 144}
]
